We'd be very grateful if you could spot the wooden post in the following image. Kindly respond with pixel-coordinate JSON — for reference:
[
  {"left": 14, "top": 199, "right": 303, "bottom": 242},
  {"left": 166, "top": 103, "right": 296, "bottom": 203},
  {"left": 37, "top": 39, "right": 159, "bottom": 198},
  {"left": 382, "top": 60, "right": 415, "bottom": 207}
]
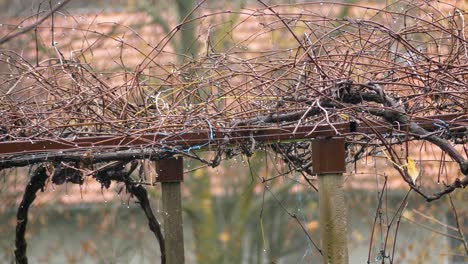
[
  {"left": 156, "top": 157, "right": 185, "bottom": 264},
  {"left": 312, "top": 138, "right": 348, "bottom": 264}
]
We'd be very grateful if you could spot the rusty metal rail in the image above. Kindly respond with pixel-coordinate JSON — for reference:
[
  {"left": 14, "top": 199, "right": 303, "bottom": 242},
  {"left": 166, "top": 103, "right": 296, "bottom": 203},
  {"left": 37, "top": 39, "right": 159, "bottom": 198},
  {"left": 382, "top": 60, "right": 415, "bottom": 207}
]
[{"left": 0, "top": 113, "right": 465, "bottom": 156}]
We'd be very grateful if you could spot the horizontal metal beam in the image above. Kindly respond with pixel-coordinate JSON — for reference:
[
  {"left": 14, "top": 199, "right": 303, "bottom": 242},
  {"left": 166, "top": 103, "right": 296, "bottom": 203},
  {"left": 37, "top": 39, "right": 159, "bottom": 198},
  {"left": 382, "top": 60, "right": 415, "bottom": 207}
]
[
  {"left": 0, "top": 123, "right": 349, "bottom": 156},
  {"left": 0, "top": 113, "right": 465, "bottom": 156}
]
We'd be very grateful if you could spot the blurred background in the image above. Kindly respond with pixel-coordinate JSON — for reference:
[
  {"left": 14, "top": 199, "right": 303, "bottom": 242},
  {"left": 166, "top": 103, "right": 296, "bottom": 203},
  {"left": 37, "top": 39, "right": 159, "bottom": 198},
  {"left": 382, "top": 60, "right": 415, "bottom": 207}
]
[{"left": 0, "top": 0, "right": 466, "bottom": 263}]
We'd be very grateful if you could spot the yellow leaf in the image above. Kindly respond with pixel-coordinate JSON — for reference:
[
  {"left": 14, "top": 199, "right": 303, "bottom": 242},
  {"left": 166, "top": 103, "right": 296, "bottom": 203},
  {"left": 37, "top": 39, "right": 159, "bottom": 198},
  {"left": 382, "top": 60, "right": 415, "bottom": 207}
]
[{"left": 406, "top": 158, "right": 419, "bottom": 183}]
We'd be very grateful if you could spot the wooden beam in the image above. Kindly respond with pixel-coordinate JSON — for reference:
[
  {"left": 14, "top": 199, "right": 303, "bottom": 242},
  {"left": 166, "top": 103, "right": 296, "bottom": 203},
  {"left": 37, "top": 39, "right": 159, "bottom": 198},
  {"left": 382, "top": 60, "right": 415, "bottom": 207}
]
[
  {"left": 312, "top": 138, "right": 349, "bottom": 264},
  {"left": 157, "top": 157, "right": 185, "bottom": 264}
]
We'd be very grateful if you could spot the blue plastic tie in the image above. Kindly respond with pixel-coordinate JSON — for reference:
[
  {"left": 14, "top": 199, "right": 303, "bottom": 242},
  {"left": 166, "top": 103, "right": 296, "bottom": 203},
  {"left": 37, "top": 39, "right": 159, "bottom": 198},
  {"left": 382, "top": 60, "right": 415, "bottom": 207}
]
[
  {"left": 162, "top": 120, "right": 214, "bottom": 154},
  {"left": 433, "top": 119, "right": 448, "bottom": 129}
]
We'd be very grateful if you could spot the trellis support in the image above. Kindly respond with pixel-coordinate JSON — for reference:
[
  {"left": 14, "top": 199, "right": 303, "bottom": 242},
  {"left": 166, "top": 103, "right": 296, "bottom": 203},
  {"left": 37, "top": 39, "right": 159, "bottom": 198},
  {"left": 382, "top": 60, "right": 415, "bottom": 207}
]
[
  {"left": 156, "top": 157, "right": 185, "bottom": 264},
  {"left": 312, "top": 138, "right": 349, "bottom": 264}
]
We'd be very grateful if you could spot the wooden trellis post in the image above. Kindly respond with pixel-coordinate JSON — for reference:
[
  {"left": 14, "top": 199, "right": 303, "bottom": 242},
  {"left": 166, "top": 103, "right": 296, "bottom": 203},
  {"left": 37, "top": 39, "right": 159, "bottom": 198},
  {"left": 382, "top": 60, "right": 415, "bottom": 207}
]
[
  {"left": 156, "top": 157, "right": 185, "bottom": 264},
  {"left": 312, "top": 138, "right": 349, "bottom": 264}
]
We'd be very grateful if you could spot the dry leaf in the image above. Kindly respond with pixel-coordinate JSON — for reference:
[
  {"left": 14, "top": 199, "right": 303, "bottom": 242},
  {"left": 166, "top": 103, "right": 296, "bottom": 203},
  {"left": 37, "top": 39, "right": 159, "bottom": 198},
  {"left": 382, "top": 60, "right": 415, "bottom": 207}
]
[{"left": 407, "top": 157, "right": 419, "bottom": 183}]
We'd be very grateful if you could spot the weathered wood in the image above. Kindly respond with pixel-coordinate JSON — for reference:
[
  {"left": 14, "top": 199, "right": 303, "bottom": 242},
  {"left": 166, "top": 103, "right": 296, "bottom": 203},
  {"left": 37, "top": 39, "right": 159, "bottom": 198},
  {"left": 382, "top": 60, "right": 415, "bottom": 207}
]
[
  {"left": 312, "top": 138, "right": 348, "bottom": 264},
  {"left": 162, "top": 182, "right": 185, "bottom": 264},
  {"left": 158, "top": 157, "right": 185, "bottom": 264},
  {"left": 318, "top": 173, "right": 349, "bottom": 264}
]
